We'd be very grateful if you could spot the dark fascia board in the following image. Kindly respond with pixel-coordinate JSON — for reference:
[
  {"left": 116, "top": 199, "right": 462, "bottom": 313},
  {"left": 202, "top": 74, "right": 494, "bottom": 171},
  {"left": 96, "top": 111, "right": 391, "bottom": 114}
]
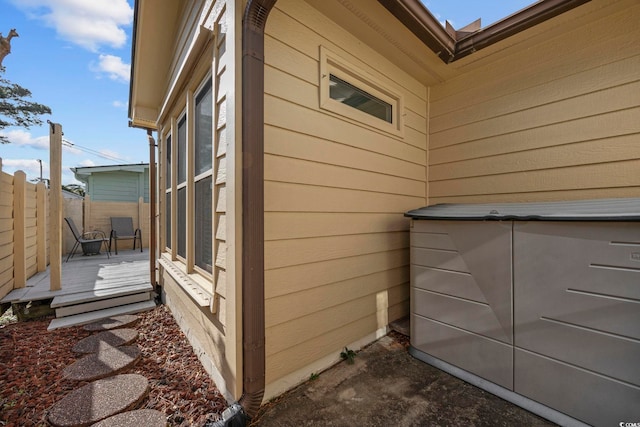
[
  {"left": 378, "top": 0, "right": 591, "bottom": 63},
  {"left": 127, "top": 0, "right": 140, "bottom": 121}
]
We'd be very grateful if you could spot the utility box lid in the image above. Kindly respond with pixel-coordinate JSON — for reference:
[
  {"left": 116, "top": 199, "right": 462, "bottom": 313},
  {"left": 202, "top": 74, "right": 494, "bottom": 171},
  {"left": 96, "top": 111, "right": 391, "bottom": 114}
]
[{"left": 405, "top": 198, "right": 640, "bottom": 221}]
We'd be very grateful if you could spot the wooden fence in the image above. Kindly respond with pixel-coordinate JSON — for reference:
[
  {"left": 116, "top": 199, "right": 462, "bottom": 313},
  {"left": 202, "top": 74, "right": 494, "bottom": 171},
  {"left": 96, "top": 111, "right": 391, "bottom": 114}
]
[
  {"left": 0, "top": 160, "right": 49, "bottom": 301},
  {"left": 83, "top": 196, "right": 150, "bottom": 251}
]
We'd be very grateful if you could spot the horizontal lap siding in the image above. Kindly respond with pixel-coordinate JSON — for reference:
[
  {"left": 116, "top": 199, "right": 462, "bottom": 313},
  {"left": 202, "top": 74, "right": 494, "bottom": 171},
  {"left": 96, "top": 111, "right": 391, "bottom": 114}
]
[
  {"left": 25, "top": 185, "right": 38, "bottom": 278},
  {"left": 91, "top": 172, "right": 142, "bottom": 202},
  {"left": 0, "top": 172, "right": 13, "bottom": 299},
  {"left": 429, "top": 0, "right": 640, "bottom": 203},
  {"left": 263, "top": 0, "right": 426, "bottom": 390}
]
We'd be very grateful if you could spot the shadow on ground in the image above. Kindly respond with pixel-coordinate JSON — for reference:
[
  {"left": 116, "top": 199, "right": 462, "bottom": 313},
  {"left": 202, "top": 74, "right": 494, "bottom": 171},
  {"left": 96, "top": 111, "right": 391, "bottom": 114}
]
[{"left": 252, "top": 335, "right": 555, "bottom": 427}]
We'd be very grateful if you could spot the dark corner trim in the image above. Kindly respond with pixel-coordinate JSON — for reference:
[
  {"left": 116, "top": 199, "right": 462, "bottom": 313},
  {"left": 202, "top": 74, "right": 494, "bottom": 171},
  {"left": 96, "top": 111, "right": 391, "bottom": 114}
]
[{"left": 240, "top": 0, "right": 277, "bottom": 419}]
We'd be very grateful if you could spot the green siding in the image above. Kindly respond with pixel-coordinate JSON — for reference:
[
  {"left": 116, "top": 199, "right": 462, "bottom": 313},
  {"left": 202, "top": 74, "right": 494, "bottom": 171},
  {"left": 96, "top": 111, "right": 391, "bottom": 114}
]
[{"left": 88, "top": 170, "right": 149, "bottom": 202}]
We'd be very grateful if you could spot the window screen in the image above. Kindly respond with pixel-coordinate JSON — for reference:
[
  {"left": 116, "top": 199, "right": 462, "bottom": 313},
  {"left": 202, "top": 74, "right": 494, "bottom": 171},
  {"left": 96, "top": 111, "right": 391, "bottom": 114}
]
[
  {"left": 177, "top": 116, "right": 187, "bottom": 184},
  {"left": 177, "top": 187, "right": 186, "bottom": 258},
  {"left": 165, "top": 192, "right": 171, "bottom": 249},
  {"left": 195, "top": 80, "right": 213, "bottom": 176},
  {"left": 195, "top": 176, "right": 212, "bottom": 272}
]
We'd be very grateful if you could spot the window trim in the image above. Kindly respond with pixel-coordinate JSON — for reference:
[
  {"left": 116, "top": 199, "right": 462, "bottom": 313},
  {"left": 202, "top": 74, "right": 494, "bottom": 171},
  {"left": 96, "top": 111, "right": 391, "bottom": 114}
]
[{"left": 319, "top": 46, "right": 404, "bottom": 137}]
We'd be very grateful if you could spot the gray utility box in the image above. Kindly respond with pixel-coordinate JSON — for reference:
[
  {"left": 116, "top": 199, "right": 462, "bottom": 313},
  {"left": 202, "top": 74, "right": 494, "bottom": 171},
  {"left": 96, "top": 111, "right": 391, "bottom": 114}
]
[{"left": 406, "top": 198, "right": 640, "bottom": 427}]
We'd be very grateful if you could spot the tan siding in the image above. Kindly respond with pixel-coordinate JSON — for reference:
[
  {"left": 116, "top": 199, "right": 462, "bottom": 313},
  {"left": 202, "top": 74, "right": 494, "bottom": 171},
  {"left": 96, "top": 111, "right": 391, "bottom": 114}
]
[
  {"left": 265, "top": 155, "right": 424, "bottom": 197},
  {"left": 266, "top": 249, "right": 408, "bottom": 299},
  {"left": 265, "top": 212, "right": 408, "bottom": 241},
  {"left": 263, "top": 0, "right": 427, "bottom": 391},
  {"left": 266, "top": 299, "right": 408, "bottom": 384},
  {"left": 429, "top": 0, "right": 640, "bottom": 204},
  {"left": 265, "top": 126, "right": 424, "bottom": 181},
  {"left": 266, "top": 266, "right": 409, "bottom": 328}
]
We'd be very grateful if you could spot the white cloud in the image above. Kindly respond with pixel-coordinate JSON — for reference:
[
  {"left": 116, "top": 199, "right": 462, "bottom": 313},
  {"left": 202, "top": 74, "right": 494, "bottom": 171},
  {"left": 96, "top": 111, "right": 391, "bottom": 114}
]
[
  {"left": 112, "top": 100, "right": 126, "bottom": 109},
  {"left": 1, "top": 129, "right": 49, "bottom": 149},
  {"left": 93, "top": 54, "right": 130, "bottom": 82},
  {"left": 2, "top": 159, "right": 88, "bottom": 185},
  {"left": 12, "top": 0, "right": 133, "bottom": 52},
  {"left": 2, "top": 158, "right": 47, "bottom": 182},
  {"left": 79, "top": 159, "right": 96, "bottom": 167}
]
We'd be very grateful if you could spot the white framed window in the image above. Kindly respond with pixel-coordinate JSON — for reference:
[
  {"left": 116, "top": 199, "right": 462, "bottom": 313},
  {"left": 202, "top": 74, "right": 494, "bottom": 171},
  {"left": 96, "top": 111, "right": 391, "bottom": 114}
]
[{"left": 320, "top": 46, "right": 404, "bottom": 136}]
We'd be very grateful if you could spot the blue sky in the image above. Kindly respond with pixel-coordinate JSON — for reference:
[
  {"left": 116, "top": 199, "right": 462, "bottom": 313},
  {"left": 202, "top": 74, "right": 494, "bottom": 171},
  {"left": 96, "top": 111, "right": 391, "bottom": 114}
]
[{"left": 0, "top": 0, "right": 534, "bottom": 185}]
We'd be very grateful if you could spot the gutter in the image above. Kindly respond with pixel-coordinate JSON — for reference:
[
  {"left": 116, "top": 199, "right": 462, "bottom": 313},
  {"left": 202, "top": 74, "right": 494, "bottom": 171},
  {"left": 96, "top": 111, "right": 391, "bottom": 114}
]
[{"left": 378, "top": 0, "right": 590, "bottom": 63}]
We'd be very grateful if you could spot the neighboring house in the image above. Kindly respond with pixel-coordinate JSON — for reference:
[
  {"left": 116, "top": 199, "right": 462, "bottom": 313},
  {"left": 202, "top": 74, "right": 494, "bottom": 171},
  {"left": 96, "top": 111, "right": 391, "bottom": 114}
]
[
  {"left": 72, "top": 164, "right": 150, "bottom": 203},
  {"left": 128, "top": 0, "right": 639, "bottom": 424},
  {"left": 71, "top": 164, "right": 150, "bottom": 248}
]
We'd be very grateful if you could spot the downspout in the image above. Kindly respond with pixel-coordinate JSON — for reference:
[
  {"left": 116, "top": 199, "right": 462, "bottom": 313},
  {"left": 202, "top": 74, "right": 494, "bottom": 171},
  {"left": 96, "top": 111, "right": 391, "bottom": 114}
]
[
  {"left": 147, "top": 129, "right": 157, "bottom": 287},
  {"left": 239, "top": 0, "right": 277, "bottom": 419}
]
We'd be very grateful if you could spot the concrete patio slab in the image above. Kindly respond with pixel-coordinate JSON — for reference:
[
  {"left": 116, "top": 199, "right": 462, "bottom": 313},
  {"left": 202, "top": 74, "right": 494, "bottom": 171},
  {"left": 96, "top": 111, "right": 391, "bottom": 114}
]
[{"left": 252, "top": 335, "right": 555, "bottom": 427}]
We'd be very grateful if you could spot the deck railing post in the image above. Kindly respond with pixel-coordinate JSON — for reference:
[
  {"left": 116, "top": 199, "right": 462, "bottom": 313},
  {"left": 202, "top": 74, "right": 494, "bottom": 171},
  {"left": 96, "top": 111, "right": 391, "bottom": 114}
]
[
  {"left": 49, "top": 122, "right": 62, "bottom": 291},
  {"left": 13, "top": 170, "right": 26, "bottom": 288}
]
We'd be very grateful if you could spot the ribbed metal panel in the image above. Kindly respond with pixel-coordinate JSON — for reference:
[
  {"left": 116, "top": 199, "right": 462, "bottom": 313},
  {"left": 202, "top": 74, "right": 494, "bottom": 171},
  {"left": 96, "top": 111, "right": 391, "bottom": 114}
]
[{"left": 406, "top": 198, "right": 640, "bottom": 221}]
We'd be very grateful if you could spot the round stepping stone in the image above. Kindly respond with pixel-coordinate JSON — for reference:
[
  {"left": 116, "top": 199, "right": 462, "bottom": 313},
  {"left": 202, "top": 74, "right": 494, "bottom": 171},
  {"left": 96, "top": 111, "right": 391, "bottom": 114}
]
[
  {"left": 91, "top": 409, "right": 166, "bottom": 427},
  {"left": 63, "top": 345, "right": 142, "bottom": 381},
  {"left": 72, "top": 328, "right": 138, "bottom": 354},
  {"left": 83, "top": 314, "right": 139, "bottom": 331},
  {"left": 48, "top": 374, "right": 149, "bottom": 427}
]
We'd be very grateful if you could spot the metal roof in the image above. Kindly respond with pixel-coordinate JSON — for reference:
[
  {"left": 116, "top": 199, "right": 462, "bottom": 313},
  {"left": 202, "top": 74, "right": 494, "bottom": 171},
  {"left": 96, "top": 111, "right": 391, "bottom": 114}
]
[{"left": 405, "top": 198, "right": 640, "bottom": 221}]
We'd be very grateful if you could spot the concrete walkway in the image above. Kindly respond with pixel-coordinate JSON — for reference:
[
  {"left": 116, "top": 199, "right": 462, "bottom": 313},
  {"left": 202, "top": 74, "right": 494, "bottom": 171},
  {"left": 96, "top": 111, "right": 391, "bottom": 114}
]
[{"left": 252, "top": 335, "right": 555, "bottom": 427}]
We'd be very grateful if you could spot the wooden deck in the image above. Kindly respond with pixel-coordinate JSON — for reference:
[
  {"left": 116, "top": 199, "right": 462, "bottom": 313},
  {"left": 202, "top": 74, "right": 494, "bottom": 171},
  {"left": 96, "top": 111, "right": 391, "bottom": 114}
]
[{"left": 1, "top": 249, "right": 155, "bottom": 329}]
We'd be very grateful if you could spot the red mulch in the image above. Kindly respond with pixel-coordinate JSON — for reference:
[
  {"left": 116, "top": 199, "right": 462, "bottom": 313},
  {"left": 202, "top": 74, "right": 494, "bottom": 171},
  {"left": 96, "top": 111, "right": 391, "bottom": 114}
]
[{"left": 0, "top": 305, "right": 227, "bottom": 427}]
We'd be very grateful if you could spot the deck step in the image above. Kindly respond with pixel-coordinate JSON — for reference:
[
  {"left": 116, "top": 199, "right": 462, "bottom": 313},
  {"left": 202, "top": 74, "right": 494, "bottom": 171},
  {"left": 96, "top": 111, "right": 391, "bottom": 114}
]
[
  {"left": 55, "top": 292, "right": 153, "bottom": 318},
  {"left": 48, "top": 300, "right": 156, "bottom": 330},
  {"left": 51, "top": 283, "right": 153, "bottom": 308}
]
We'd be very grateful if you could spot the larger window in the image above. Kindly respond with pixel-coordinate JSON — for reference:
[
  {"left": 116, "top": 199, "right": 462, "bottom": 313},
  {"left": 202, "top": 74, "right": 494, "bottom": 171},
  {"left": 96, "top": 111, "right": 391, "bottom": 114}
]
[{"left": 163, "top": 75, "right": 213, "bottom": 280}]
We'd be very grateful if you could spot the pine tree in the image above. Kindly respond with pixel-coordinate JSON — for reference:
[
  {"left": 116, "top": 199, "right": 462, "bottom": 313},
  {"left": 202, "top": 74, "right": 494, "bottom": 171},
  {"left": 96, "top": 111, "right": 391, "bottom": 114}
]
[{"left": 0, "top": 66, "right": 51, "bottom": 144}]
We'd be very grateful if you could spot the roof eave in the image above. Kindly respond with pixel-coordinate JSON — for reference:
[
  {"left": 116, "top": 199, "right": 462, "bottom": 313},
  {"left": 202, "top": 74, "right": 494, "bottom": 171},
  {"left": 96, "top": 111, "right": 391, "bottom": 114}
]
[{"left": 378, "top": 0, "right": 591, "bottom": 63}]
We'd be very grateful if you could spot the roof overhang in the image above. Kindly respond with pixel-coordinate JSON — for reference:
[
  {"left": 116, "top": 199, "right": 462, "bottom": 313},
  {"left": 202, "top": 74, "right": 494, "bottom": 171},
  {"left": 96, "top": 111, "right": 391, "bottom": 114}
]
[
  {"left": 72, "top": 163, "right": 149, "bottom": 183},
  {"left": 128, "top": 0, "right": 183, "bottom": 129},
  {"left": 378, "top": 0, "right": 591, "bottom": 63}
]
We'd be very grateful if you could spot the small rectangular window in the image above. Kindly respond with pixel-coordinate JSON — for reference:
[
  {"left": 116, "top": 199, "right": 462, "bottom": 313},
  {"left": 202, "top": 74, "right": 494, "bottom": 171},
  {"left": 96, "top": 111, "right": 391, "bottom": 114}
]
[
  {"left": 320, "top": 46, "right": 403, "bottom": 136},
  {"left": 329, "top": 74, "right": 392, "bottom": 123}
]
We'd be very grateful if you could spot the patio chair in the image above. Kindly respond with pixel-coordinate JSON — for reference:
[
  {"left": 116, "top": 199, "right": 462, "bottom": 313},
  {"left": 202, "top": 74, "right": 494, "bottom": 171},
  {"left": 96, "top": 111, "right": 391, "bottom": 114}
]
[
  {"left": 109, "top": 217, "right": 143, "bottom": 255},
  {"left": 64, "top": 217, "right": 110, "bottom": 262}
]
